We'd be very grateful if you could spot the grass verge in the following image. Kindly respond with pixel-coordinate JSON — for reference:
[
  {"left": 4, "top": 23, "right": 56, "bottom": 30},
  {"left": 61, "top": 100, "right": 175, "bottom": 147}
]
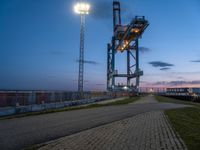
[
  {"left": 1, "top": 96, "right": 140, "bottom": 120},
  {"left": 155, "top": 95, "right": 200, "bottom": 106},
  {"left": 155, "top": 95, "right": 200, "bottom": 150},
  {"left": 166, "top": 107, "right": 200, "bottom": 150}
]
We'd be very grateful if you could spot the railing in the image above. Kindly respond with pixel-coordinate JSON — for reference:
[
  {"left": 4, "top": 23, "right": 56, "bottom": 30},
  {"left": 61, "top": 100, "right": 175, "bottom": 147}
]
[{"left": 0, "top": 91, "right": 110, "bottom": 107}]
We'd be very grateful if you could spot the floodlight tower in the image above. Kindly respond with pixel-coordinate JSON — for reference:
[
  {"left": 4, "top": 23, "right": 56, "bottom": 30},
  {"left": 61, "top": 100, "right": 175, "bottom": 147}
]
[{"left": 74, "top": 1, "right": 90, "bottom": 97}]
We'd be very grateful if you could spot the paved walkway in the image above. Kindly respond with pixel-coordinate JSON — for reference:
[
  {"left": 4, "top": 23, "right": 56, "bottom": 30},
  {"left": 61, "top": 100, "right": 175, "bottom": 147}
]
[
  {"left": 38, "top": 96, "right": 187, "bottom": 150},
  {"left": 0, "top": 95, "right": 189, "bottom": 150},
  {"left": 134, "top": 94, "right": 157, "bottom": 104}
]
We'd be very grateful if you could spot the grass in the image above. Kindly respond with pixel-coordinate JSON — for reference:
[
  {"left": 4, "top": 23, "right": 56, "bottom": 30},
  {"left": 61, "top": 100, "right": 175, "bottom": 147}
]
[
  {"left": 24, "top": 145, "right": 42, "bottom": 150},
  {"left": 88, "top": 97, "right": 139, "bottom": 106},
  {"left": 155, "top": 95, "right": 200, "bottom": 150},
  {"left": 155, "top": 95, "right": 200, "bottom": 106},
  {"left": 166, "top": 107, "right": 200, "bottom": 150},
  {"left": 1, "top": 96, "right": 140, "bottom": 120}
]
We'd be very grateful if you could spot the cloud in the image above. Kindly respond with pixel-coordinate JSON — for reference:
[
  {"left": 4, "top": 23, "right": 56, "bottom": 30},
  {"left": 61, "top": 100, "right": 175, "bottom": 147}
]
[
  {"left": 160, "top": 67, "right": 171, "bottom": 71},
  {"left": 140, "top": 81, "right": 149, "bottom": 83},
  {"left": 149, "top": 61, "right": 174, "bottom": 68},
  {"left": 84, "top": 60, "right": 99, "bottom": 65},
  {"left": 89, "top": 0, "right": 112, "bottom": 20},
  {"left": 72, "top": 80, "right": 89, "bottom": 83},
  {"left": 153, "top": 80, "right": 200, "bottom": 86},
  {"left": 145, "top": 71, "right": 200, "bottom": 77},
  {"left": 190, "top": 59, "right": 200, "bottom": 63},
  {"left": 76, "top": 60, "right": 99, "bottom": 65},
  {"left": 139, "top": 47, "right": 151, "bottom": 53},
  {"left": 95, "top": 83, "right": 105, "bottom": 86},
  {"left": 89, "top": 0, "right": 135, "bottom": 23},
  {"left": 176, "top": 76, "right": 184, "bottom": 80}
]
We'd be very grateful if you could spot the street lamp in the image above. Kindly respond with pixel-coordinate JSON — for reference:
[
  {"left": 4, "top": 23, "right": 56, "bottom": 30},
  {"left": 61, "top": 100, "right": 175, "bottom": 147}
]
[
  {"left": 123, "top": 86, "right": 129, "bottom": 91},
  {"left": 74, "top": 1, "right": 90, "bottom": 98}
]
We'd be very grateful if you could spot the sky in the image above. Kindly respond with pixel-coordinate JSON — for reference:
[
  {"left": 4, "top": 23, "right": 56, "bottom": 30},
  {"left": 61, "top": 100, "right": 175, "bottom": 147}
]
[{"left": 0, "top": 0, "right": 200, "bottom": 91}]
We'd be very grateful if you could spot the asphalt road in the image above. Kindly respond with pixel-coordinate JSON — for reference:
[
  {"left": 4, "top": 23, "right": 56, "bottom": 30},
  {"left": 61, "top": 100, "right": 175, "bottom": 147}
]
[{"left": 0, "top": 96, "right": 189, "bottom": 150}]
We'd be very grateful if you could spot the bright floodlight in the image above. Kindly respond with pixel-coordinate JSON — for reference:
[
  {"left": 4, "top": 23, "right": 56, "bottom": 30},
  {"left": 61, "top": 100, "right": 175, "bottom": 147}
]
[
  {"left": 123, "top": 86, "right": 128, "bottom": 90},
  {"left": 74, "top": 2, "right": 90, "bottom": 14}
]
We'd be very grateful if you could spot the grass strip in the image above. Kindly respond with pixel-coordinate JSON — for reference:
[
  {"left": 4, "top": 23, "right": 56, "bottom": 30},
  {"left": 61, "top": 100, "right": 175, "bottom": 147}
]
[
  {"left": 165, "top": 107, "right": 200, "bottom": 150},
  {"left": 155, "top": 95, "right": 200, "bottom": 106},
  {"left": 155, "top": 95, "right": 200, "bottom": 150}
]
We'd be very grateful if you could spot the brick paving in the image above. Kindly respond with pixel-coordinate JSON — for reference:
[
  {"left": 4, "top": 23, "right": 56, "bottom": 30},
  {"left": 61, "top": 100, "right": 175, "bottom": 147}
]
[
  {"left": 39, "top": 99, "right": 187, "bottom": 150},
  {"left": 134, "top": 94, "right": 157, "bottom": 104}
]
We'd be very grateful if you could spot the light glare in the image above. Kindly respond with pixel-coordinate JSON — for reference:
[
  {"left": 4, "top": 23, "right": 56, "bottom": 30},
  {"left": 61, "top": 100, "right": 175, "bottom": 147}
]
[
  {"left": 74, "top": 2, "right": 90, "bottom": 14},
  {"left": 123, "top": 86, "right": 128, "bottom": 90}
]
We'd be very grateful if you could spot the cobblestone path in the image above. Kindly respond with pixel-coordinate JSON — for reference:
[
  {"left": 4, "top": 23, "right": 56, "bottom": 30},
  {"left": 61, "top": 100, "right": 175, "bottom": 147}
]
[{"left": 39, "top": 110, "right": 187, "bottom": 150}]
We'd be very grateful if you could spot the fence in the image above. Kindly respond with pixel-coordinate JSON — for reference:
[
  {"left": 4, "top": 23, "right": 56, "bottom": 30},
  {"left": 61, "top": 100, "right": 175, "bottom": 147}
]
[{"left": 0, "top": 91, "right": 109, "bottom": 107}]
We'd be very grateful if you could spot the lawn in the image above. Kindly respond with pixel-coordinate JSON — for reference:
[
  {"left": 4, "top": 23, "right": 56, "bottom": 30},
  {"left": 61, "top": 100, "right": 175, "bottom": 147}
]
[
  {"left": 155, "top": 95, "right": 199, "bottom": 106},
  {"left": 155, "top": 95, "right": 200, "bottom": 150}
]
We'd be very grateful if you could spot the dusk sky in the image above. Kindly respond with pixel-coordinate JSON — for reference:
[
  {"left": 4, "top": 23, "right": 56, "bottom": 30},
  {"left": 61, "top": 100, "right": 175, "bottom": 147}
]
[{"left": 1, "top": 0, "right": 200, "bottom": 91}]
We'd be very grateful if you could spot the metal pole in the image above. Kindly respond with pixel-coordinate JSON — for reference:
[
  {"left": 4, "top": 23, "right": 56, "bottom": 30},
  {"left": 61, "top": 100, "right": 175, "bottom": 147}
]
[
  {"left": 112, "top": 37, "right": 115, "bottom": 90},
  {"left": 78, "top": 14, "right": 85, "bottom": 98},
  {"left": 107, "top": 44, "right": 110, "bottom": 90},
  {"left": 127, "top": 50, "right": 130, "bottom": 87},
  {"left": 135, "top": 39, "right": 139, "bottom": 91}
]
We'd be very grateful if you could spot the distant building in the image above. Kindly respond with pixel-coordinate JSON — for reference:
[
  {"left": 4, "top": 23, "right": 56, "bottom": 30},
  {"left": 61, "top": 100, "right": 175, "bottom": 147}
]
[
  {"left": 139, "top": 87, "right": 166, "bottom": 93},
  {"left": 166, "top": 87, "right": 200, "bottom": 97}
]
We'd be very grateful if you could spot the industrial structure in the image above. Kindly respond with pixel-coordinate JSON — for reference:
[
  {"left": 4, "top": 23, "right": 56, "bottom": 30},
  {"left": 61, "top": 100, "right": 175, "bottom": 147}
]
[
  {"left": 107, "top": 1, "right": 149, "bottom": 93},
  {"left": 74, "top": 1, "right": 90, "bottom": 98}
]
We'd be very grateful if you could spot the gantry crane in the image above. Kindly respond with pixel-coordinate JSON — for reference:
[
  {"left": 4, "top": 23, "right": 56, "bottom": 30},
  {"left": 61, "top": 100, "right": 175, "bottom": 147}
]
[{"left": 107, "top": 1, "right": 149, "bottom": 93}]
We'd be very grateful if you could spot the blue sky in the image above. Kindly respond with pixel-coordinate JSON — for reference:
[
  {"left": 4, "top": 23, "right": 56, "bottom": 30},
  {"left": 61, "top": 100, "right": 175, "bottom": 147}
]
[{"left": 0, "top": 0, "right": 200, "bottom": 91}]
